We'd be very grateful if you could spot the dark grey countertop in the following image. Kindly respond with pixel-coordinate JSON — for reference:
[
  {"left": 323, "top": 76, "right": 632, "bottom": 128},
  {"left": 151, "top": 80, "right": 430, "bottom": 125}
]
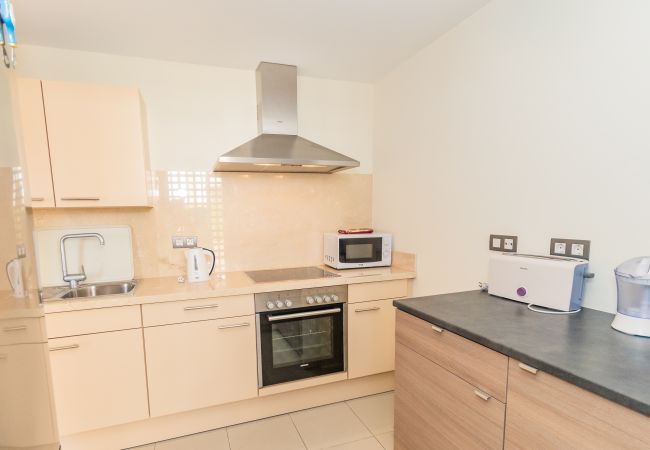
[{"left": 394, "top": 290, "right": 650, "bottom": 417}]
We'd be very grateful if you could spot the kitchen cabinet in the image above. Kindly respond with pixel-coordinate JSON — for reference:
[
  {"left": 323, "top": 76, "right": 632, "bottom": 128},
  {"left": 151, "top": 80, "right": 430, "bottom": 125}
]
[
  {"left": 347, "top": 298, "right": 395, "bottom": 379},
  {"left": 505, "top": 358, "right": 650, "bottom": 450},
  {"left": 144, "top": 315, "right": 258, "bottom": 417},
  {"left": 14, "top": 78, "right": 56, "bottom": 207},
  {"left": 15, "top": 78, "right": 151, "bottom": 208},
  {"left": 348, "top": 279, "right": 408, "bottom": 303},
  {"left": 395, "top": 342, "right": 505, "bottom": 450},
  {"left": 48, "top": 329, "right": 149, "bottom": 435}
]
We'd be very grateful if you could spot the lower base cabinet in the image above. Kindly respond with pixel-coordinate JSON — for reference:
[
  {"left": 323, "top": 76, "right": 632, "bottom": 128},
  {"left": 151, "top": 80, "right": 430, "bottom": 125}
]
[
  {"left": 505, "top": 358, "right": 650, "bottom": 450},
  {"left": 348, "top": 299, "right": 396, "bottom": 379},
  {"left": 395, "top": 342, "right": 505, "bottom": 450},
  {"left": 48, "top": 329, "right": 149, "bottom": 435},
  {"left": 144, "top": 315, "right": 258, "bottom": 417}
]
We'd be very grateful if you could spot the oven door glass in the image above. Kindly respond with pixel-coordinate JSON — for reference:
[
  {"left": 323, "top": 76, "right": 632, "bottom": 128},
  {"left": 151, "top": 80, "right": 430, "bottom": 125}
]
[
  {"left": 339, "top": 237, "right": 383, "bottom": 264},
  {"left": 258, "top": 305, "right": 345, "bottom": 387}
]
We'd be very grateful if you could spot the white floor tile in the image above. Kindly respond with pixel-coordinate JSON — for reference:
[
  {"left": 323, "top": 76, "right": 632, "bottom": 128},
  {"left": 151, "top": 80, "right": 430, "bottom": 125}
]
[
  {"left": 291, "top": 402, "right": 372, "bottom": 449},
  {"left": 375, "top": 432, "right": 394, "bottom": 450},
  {"left": 228, "top": 414, "right": 306, "bottom": 450},
  {"left": 346, "top": 392, "right": 394, "bottom": 435},
  {"left": 326, "top": 437, "right": 384, "bottom": 450},
  {"left": 154, "top": 428, "right": 230, "bottom": 450}
]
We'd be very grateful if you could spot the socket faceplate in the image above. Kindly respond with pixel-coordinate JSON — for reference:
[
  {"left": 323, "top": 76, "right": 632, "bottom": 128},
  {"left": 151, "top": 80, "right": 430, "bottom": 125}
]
[
  {"left": 489, "top": 234, "right": 518, "bottom": 253},
  {"left": 550, "top": 238, "right": 590, "bottom": 260}
]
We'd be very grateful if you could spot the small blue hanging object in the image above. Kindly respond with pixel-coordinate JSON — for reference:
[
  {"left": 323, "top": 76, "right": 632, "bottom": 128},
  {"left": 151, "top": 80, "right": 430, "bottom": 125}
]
[{"left": 0, "top": 0, "right": 16, "bottom": 68}]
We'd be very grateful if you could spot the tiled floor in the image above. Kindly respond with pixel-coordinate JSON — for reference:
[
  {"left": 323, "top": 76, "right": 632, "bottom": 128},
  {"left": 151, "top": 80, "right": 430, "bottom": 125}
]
[{"left": 129, "top": 392, "right": 394, "bottom": 450}]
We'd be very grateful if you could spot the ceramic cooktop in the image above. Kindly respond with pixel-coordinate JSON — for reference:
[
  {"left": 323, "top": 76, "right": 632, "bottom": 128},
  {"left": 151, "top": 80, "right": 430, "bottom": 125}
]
[{"left": 245, "top": 266, "right": 339, "bottom": 283}]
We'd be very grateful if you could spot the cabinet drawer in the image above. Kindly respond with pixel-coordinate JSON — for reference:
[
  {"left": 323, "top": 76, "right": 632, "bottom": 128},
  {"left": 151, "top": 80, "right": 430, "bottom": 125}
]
[
  {"left": 142, "top": 294, "right": 254, "bottom": 327},
  {"left": 348, "top": 279, "right": 408, "bottom": 303},
  {"left": 396, "top": 310, "right": 508, "bottom": 403},
  {"left": 46, "top": 306, "right": 141, "bottom": 338},
  {"left": 0, "top": 317, "right": 47, "bottom": 345},
  {"left": 505, "top": 359, "right": 650, "bottom": 449},
  {"left": 395, "top": 342, "right": 505, "bottom": 450}
]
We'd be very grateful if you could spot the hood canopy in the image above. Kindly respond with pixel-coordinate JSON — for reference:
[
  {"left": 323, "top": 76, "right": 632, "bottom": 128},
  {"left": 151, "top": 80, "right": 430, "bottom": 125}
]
[{"left": 213, "top": 62, "right": 360, "bottom": 174}]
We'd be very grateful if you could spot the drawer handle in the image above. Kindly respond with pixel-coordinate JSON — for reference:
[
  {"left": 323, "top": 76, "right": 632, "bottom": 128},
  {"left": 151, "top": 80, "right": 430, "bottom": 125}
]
[
  {"left": 355, "top": 306, "right": 381, "bottom": 313},
  {"left": 49, "top": 344, "right": 80, "bottom": 352},
  {"left": 473, "top": 389, "right": 491, "bottom": 401},
  {"left": 184, "top": 304, "right": 220, "bottom": 311},
  {"left": 31, "top": 197, "right": 45, "bottom": 201},
  {"left": 518, "top": 362, "right": 539, "bottom": 375},
  {"left": 3, "top": 326, "right": 27, "bottom": 332},
  {"left": 431, "top": 324, "right": 444, "bottom": 333},
  {"left": 217, "top": 322, "right": 250, "bottom": 330},
  {"left": 60, "top": 197, "right": 100, "bottom": 201}
]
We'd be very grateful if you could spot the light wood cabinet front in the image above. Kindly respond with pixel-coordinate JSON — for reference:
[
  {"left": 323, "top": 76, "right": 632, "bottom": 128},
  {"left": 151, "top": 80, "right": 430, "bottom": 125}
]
[
  {"left": 144, "top": 315, "right": 258, "bottom": 417},
  {"left": 41, "top": 80, "right": 150, "bottom": 207},
  {"left": 505, "top": 358, "right": 650, "bottom": 450},
  {"left": 48, "top": 329, "right": 149, "bottom": 435},
  {"left": 348, "top": 299, "right": 395, "bottom": 379},
  {"left": 14, "top": 78, "right": 55, "bottom": 207},
  {"left": 395, "top": 342, "right": 505, "bottom": 450}
]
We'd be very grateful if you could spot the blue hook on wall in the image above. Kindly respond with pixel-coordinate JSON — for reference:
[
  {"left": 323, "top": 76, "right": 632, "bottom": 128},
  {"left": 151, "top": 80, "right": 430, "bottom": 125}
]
[{"left": 0, "top": 0, "right": 16, "bottom": 68}]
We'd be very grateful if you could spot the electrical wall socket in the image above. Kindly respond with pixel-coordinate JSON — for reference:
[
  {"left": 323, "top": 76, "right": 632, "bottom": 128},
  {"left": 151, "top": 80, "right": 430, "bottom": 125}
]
[
  {"left": 16, "top": 245, "right": 26, "bottom": 258},
  {"left": 172, "top": 236, "right": 198, "bottom": 248},
  {"left": 489, "top": 234, "right": 518, "bottom": 253},
  {"left": 550, "top": 238, "right": 590, "bottom": 260}
]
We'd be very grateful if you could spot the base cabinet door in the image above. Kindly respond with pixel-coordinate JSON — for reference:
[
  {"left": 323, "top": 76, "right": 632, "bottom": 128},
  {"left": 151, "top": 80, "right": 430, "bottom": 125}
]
[
  {"left": 48, "top": 329, "right": 149, "bottom": 435},
  {"left": 144, "top": 315, "right": 258, "bottom": 417},
  {"left": 395, "top": 343, "right": 505, "bottom": 450},
  {"left": 348, "top": 299, "right": 395, "bottom": 379},
  {"left": 505, "top": 359, "right": 650, "bottom": 450}
]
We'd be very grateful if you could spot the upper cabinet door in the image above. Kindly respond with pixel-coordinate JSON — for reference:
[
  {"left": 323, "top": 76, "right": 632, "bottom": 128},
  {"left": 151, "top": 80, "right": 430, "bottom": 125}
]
[
  {"left": 15, "top": 78, "right": 56, "bottom": 207},
  {"left": 41, "top": 80, "right": 151, "bottom": 208}
]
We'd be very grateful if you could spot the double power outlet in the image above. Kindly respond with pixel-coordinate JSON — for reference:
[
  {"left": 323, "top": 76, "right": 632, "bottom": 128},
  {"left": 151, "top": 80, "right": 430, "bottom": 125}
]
[{"left": 172, "top": 236, "right": 198, "bottom": 248}]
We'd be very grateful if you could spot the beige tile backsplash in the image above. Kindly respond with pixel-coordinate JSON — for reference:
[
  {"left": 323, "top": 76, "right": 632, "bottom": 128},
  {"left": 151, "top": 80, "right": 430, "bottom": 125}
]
[{"left": 32, "top": 171, "right": 373, "bottom": 279}]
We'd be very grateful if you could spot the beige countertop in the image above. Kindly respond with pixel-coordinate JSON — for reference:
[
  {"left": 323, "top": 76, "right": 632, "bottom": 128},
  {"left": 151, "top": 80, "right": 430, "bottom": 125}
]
[
  {"left": 43, "top": 265, "right": 416, "bottom": 313},
  {"left": 0, "top": 290, "right": 45, "bottom": 319}
]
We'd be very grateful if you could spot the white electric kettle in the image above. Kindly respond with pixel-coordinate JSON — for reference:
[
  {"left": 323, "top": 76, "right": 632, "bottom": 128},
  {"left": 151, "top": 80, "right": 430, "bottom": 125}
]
[
  {"left": 6, "top": 257, "right": 25, "bottom": 298},
  {"left": 185, "top": 247, "right": 216, "bottom": 283}
]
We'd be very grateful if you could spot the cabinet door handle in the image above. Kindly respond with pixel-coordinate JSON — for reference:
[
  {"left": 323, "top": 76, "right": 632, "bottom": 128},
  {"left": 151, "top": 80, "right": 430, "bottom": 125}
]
[
  {"left": 60, "top": 197, "right": 100, "bottom": 201},
  {"left": 518, "top": 362, "right": 539, "bottom": 375},
  {"left": 49, "top": 344, "right": 80, "bottom": 352},
  {"left": 431, "top": 324, "right": 444, "bottom": 333},
  {"left": 473, "top": 389, "right": 491, "bottom": 401},
  {"left": 354, "top": 306, "right": 381, "bottom": 313},
  {"left": 184, "top": 304, "right": 220, "bottom": 311},
  {"left": 3, "top": 325, "right": 27, "bottom": 332},
  {"left": 217, "top": 322, "right": 250, "bottom": 330},
  {"left": 31, "top": 197, "right": 45, "bottom": 202}
]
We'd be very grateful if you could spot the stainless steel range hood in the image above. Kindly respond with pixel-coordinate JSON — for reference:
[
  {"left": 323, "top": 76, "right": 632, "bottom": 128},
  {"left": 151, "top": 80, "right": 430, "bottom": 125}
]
[{"left": 213, "top": 62, "right": 360, "bottom": 174}]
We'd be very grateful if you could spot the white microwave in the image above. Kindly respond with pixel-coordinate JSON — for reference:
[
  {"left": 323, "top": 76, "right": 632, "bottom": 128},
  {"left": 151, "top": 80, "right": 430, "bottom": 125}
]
[{"left": 323, "top": 232, "right": 392, "bottom": 269}]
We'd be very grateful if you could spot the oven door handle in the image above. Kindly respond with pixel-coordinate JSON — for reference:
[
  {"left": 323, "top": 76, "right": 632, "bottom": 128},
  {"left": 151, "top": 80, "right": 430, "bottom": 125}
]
[{"left": 267, "top": 307, "right": 342, "bottom": 322}]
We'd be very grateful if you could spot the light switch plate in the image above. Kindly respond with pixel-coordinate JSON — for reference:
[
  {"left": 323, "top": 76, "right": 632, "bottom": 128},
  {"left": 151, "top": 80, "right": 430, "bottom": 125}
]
[
  {"left": 550, "top": 238, "right": 590, "bottom": 260},
  {"left": 489, "top": 234, "right": 518, "bottom": 253}
]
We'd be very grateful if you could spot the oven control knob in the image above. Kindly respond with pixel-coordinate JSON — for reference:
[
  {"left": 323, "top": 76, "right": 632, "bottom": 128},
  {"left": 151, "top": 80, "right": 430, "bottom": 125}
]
[
  {"left": 285, "top": 299, "right": 293, "bottom": 307},
  {"left": 275, "top": 300, "right": 284, "bottom": 308},
  {"left": 266, "top": 301, "right": 275, "bottom": 309},
  {"left": 306, "top": 296, "right": 315, "bottom": 304},
  {"left": 323, "top": 295, "right": 332, "bottom": 303},
  {"left": 315, "top": 296, "right": 323, "bottom": 304},
  {"left": 331, "top": 294, "right": 339, "bottom": 302}
]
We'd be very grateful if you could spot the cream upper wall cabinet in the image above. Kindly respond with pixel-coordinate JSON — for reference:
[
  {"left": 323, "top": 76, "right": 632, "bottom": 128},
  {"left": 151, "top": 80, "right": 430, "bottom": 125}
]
[
  {"left": 48, "top": 329, "right": 149, "bottom": 435},
  {"left": 15, "top": 78, "right": 56, "bottom": 207},
  {"left": 348, "top": 298, "right": 396, "bottom": 379},
  {"left": 41, "top": 80, "right": 151, "bottom": 207},
  {"left": 144, "top": 315, "right": 258, "bottom": 417}
]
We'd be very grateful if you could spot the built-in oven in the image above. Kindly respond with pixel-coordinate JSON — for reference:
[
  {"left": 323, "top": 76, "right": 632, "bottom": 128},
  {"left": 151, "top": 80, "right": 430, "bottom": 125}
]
[{"left": 255, "top": 285, "right": 347, "bottom": 388}]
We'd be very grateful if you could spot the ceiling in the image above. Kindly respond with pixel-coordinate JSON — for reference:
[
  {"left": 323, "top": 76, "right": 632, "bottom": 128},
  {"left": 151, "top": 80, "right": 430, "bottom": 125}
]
[{"left": 14, "top": 0, "right": 490, "bottom": 82}]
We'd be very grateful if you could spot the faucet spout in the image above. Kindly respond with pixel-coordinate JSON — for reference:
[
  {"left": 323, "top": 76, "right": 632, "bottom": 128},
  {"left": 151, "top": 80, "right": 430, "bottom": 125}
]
[{"left": 60, "top": 233, "right": 105, "bottom": 289}]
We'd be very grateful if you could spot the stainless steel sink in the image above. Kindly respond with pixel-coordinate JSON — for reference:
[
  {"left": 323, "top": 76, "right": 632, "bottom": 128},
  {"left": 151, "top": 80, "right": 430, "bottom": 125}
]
[{"left": 55, "top": 281, "right": 137, "bottom": 300}]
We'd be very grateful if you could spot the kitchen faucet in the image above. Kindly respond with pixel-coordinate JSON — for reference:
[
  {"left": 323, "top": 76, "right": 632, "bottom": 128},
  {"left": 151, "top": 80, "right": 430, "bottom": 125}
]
[{"left": 60, "top": 233, "right": 105, "bottom": 288}]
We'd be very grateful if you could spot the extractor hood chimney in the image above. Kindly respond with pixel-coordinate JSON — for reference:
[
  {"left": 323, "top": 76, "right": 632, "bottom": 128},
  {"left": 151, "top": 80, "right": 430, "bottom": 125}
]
[{"left": 213, "top": 62, "right": 360, "bottom": 174}]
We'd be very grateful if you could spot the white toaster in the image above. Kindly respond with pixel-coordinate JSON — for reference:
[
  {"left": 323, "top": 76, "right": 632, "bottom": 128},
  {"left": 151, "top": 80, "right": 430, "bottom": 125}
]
[{"left": 488, "top": 253, "right": 589, "bottom": 312}]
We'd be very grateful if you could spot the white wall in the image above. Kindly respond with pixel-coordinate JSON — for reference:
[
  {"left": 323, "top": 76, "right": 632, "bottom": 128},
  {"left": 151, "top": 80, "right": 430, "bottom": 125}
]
[
  {"left": 373, "top": 0, "right": 650, "bottom": 313},
  {"left": 15, "top": 45, "right": 373, "bottom": 172}
]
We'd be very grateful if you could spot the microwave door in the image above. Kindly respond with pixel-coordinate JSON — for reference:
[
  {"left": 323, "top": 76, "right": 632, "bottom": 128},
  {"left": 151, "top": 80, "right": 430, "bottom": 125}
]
[{"left": 340, "top": 237, "right": 383, "bottom": 264}]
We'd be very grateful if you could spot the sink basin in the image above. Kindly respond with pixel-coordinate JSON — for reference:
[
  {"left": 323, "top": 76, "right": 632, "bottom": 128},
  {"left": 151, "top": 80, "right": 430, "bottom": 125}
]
[{"left": 58, "top": 281, "right": 137, "bottom": 299}]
